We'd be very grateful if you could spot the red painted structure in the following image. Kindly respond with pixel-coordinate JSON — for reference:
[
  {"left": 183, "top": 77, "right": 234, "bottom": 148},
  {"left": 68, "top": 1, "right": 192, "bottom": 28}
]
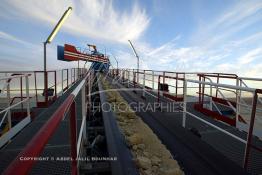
[
  {"left": 157, "top": 74, "right": 185, "bottom": 103},
  {"left": 64, "top": 44, "right": 109, "bottom": 63},
  {"left": 194, "top": 73, "right": 247, "bottom": 126}
]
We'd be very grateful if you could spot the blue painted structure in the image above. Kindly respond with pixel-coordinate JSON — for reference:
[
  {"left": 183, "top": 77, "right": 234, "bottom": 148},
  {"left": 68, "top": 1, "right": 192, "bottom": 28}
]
[{"left": 57, "top": 45, "right": 110, "bottom": 72}]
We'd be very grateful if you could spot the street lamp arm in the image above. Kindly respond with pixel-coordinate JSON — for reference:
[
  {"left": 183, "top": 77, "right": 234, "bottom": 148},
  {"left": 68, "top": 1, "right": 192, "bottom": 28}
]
[
  {"left": 111, "top": 53, "right": 119, "bottom": 70},
  {"left": 46, "top": 7, "right": 72, "bottom": 43},
  {"left": 128, "top": 40, "right": 139, "bottom": 71},
  {"left": 128, "top": 40, "right": 139, "bottom": 59},
  {"left": 43, "top": 6, "right": 72, "bottom": 107}
]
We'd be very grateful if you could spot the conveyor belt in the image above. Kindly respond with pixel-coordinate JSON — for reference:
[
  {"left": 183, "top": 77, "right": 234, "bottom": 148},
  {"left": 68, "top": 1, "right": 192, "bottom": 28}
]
[
  {"left": 107, "top": 77, "right": 250, "bottom": 175},
  {"left": 98, "top": 81, "right": 139, "bottom": 175},
  {"left": 119, "top": 78, "right": 262, "bottom": 174}
]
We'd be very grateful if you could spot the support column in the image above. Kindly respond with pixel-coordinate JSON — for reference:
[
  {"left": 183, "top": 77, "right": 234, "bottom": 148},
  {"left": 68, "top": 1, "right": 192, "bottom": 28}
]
[
  {"left": 81, "top": 85, "right": 87, "bottom": 140},
  {"left": 152, "top": 71, "right": 154, "bottom": 90},
  {"left": 69, "top": 101, "right": 78, "bottom": 175},
  {"left": 25, "top": 76, "right": 30, "bottom": 118},
  {"left": 243, "top": 91, "right": 258, "bottom": 169},
  {"left": 182, "top": 80, "right": 187, "bottom": 128},
  {"left": 127, "top": 70, "right": 130, "bottom": 87},
  {"left": 43, "top": 42, "right": 48, "bottom": 106},
  {"left": 236, "top": 78, "right": 240, "bottom": 128},
  {"left": 7, "top": 82, "right": 11, "bottom": 129},
  {"left": 62, "top": 70, "right": 64, "bottom": 93},
  {"left": 142, "top": 70, "right": 146, "bottom": 98}
]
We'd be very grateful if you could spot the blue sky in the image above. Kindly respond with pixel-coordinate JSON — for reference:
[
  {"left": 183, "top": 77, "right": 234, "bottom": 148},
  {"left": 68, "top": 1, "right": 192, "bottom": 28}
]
[{"left": 0, "top": 0, "right": 261, "bottom": 77}]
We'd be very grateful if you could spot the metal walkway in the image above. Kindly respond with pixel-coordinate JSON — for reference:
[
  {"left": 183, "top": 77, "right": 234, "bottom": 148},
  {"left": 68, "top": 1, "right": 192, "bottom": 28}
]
[
  {"left": 106, "top": 74, "right": 262, "bottom": 175},
  {"left": 1, "top": 69, "right": 262, "bottom": 175},
  {"left": 110, "top": 69, "right": 262, "bottom": 173},
  {"left": 0, "top": 81, "right": 82, "bottom": 174},
  {"left": 0, "top": 72, "right": 139, "bottom": 175}
]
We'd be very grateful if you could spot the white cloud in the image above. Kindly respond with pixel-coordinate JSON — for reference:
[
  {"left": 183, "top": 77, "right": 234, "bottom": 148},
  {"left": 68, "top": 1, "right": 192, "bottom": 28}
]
[
  {"left": 120, "top": 34, "right": 233, "bottom": 72},
  {"left": 0, "top": 0, "right": 261, "bottom": 79},
  {"left": 0, "top": 0, "right": 150, "bottom": 43},
  {"left": 113, "top": 0, "right": 262, "bottom": 75},
  {"left": 0, "top": 29, "right": 82, "bottom": 71},
  {"left": 214, "top": 0, "right": 262, "bottom": 29},
  {"left": 192, "top": 0, "right": 262, "bottom": 48},
  {"left": 238, "top": 48, "right": 262, "bottom": 64},
  {"left": 0, "top": 31, "right": 30, "bottom": 45},
  {"left": 230, "top": 31, "right": 262, "bottom": 48},
  {"left": 142, "top": 0, "right": 262, "bottom": 76}
]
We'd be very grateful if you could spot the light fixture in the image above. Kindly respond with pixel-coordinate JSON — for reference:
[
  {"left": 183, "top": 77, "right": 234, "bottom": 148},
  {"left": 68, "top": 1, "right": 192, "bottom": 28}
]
[
  {"left": 46, "top": 7, "right": 72, "bottom": 43},
  {"left": 111, "top": 53, "right": 119, "bottom": 70},
  {"left": 128, "top": 40, "right": 139, "bottom": 71},
  {"left": 43, "top": 7, "right": 72, "bottom": 106}
]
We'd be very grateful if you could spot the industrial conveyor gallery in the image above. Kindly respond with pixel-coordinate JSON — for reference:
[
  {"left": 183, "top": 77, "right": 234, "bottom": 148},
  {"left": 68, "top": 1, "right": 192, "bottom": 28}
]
[
  {"left": 107, "top": 69, "right": 262, "bottom": 175},
  {"left": 0, "top": 70, "right": 138, "bottom": 175},
  {"left": 0, "top": 69, "right": 261, "bottom": 175}
]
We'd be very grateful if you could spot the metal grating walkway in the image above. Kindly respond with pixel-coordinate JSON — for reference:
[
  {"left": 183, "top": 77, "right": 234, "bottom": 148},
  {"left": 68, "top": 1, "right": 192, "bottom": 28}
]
[
  {"left": 106, "top": 76, "right": 258, "bottom": 175},
  {"left": 0, "top": 81, "right": 83, "bottom": 174}
]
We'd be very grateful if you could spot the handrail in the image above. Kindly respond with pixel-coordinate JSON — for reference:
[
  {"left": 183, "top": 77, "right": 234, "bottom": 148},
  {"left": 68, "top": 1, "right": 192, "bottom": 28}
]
[
  {"left": 33, "top": 68, "right": 86, "bottom": 106},
  {"left": 187, "top": 79, "right": 257, "bottom": 92},
  {"left": 113, "top": 68, "right": 262, "bottom": 171},
  {"left": 0, "top": 73, "right": 31, "bottom": 148},
  {"left": 0, "top": 74, "right": 31, "bottom": 81},
  {"left": 121, "top": 68, "right": 238, "bottom": 75},
  {"left": 0, "top": 97, "right": 30, "bottom": 130},
  {"left": 0, "top": 74, "right": 31, "bottom": 93},
  {"left": 239, "top": 78, "right": 262, "bottom": 105},
  {"left": 2, "top": 70, "right": 93, "bottom": 175},
  {"left": 112, "top": 68, "right": 260, "bottom": 94},
  {"left": 0, "top": 111, "right": 8, "bottom": 128},
  {"left": 204, "top": 77, "right": 237, "bottom": 113},
  {"left": 212, "top": 100, "right": 223, "bottom": 115},
  {"left": 0, "top": 98, "right": 30, "bottom": 115},
  {"left": 184, "top": 78, "right": 262, "bottom": 170},
  {"left": 9, "top": 96, "right": 32, "bottom": 106},
  {"left": 2, "top": 95, "right": 75, "bottom": 175},
  {"left": 217, "top": 87, "right": 237, "bottom": 94},
  {"left": 239, "top": 77, "right": 262, "bottom": 81}
]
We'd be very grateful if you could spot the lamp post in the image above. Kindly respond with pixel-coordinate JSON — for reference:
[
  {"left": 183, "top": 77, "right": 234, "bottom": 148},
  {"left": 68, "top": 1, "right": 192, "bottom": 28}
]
[
  {"left": 110, "top": 53, "right": 119, "bottom": 77},
  {"left": 111, "top": 54, "right": 119, "bottom": 70},
  {"left": 128, "top": 40, "right": 139, "bottom": 71},
  {"left": 43, "top": 7, "right": 72, "bottom": 106}
]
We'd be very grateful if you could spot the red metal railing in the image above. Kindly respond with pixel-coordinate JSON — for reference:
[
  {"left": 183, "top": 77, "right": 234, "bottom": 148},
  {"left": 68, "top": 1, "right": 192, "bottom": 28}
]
[
  {"left": 111, "top": 68, "right": 262, "bottom": 171},
  {"left": 34, "top": 70, "right": 57, "bottom": 107},
  {"left": 157, "top": 74, "right": 185, "bottom": 103},
  {"left": 195, "top": 73, "right": 245, "bottom": 126},
  {"left": 243, "top": 89, "right": 262, "bottom": 169},
  {"left": 62, "top": 68, "right": 69, "bottom": 91},
  {"left": 2, "top": 70, "right": 93, "bottom": 175},
  {"left": 3, "top": 94, "right": 75, "bottom": 175},
  {"left": 34, "top": 68, "right": 86, "bottom": 107},
  {"left": 157, "top": 73, "right": 185, "bottom": 102},
  {"left": 0, "top": 74, "right": 32, "bottom": 147},
  {"left": 0, "top": 68, "right": 87, "bottom": 109}
]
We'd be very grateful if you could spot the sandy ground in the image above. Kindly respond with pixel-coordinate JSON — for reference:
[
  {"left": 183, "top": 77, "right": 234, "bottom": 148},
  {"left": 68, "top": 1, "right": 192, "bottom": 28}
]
[{"left": 102, "top": 79, "right": 183, "bottom": 175}]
